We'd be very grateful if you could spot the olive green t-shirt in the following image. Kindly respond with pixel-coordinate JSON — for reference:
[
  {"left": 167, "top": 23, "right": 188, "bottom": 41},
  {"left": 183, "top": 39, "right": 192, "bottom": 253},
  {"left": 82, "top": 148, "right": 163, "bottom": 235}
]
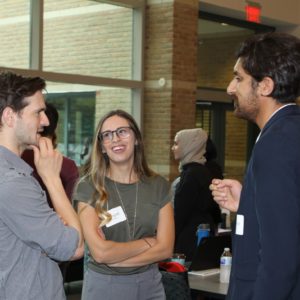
[{"left": 73, "top": 175, "right": 171, "bottom": 275}]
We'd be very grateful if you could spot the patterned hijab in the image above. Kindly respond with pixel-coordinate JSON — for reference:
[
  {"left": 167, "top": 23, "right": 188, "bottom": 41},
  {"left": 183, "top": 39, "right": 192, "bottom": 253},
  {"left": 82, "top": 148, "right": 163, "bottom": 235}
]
[{"left": 175, "top": 128, "right": 208, "bottom": 171}]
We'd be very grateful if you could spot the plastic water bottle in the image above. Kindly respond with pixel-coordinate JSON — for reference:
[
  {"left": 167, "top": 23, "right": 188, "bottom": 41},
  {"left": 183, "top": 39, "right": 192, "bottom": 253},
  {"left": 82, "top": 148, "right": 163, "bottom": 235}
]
[{"left": 220, "top": 247, "right": 232, "bottom": 283}]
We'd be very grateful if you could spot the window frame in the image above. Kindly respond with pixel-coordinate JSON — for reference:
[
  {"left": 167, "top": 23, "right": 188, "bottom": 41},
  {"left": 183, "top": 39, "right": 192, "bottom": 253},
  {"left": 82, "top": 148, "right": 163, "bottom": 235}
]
[{"left": 1, "top": 0, "right": 145, "bottom": 127}]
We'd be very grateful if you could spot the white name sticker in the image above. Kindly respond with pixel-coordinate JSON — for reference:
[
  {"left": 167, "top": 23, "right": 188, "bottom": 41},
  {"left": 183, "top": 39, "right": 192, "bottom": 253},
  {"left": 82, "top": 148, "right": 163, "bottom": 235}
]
[
  {"left": 235, "top": 214, "right": 244, "bottom": 235},
  {"left": 105, "top": 206, "right": 127, "bottom": 227}
]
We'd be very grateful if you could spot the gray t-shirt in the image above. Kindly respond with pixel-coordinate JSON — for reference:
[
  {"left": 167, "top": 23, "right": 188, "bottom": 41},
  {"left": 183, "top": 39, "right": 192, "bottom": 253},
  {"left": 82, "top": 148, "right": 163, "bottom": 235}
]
[
  {"left": 0, "top": 146, "right": 79, "bottom": 300},
  {"left": 74, "top": 175, "right": 170, "bottom": 275}
]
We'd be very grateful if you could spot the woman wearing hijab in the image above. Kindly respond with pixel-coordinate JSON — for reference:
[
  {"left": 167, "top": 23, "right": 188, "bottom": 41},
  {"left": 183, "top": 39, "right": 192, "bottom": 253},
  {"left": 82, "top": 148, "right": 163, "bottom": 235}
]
[{"left": 172, "top": 128, "right": 221, "bottom": 261}]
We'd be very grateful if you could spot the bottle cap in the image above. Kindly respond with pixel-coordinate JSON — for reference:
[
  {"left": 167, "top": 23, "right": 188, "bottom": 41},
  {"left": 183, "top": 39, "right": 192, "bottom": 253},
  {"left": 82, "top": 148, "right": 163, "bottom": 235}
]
[{"left": 197, "top": 223, "right": 210, "bottom": 230}]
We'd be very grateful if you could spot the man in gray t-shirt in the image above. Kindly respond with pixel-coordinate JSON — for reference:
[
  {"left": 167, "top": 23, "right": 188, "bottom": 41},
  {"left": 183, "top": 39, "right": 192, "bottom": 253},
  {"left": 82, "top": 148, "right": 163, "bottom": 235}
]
[{"left": 0, "top": 72, "right": 83, "bottom": 300}]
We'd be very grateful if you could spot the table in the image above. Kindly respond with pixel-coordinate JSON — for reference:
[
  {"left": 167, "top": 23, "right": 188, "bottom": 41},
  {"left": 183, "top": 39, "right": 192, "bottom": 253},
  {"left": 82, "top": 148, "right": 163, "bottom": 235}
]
[{"left": 188, "top": 272, "right": 229, "bottom": 299}]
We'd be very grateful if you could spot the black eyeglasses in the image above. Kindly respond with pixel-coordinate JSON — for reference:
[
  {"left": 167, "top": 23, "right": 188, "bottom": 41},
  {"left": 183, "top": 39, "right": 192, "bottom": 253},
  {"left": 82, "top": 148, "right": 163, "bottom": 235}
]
[{"left": 99, "top": 126, "right": 132, "bottom": 143}]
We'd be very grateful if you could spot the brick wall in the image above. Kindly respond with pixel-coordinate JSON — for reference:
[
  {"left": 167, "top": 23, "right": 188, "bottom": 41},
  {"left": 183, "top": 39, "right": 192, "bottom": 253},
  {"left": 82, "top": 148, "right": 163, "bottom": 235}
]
[
  {"left": 224, "top": 111, "right": 247, "bottom": 181},
  {"left": 144, "top": 1, "right": 173, "bottom": 177},
  {"left": 145, "top": 0, "right": 199, "bottom": 180},
  {"left": 43, "top": 4, "right": 132, "bottom": 79}
]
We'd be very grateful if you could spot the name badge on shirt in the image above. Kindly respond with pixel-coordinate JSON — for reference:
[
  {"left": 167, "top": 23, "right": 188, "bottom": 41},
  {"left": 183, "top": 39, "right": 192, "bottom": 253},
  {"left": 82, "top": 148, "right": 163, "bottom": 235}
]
[
  {"left": 105, "top": 206, "right": 127, "bottom": 227},
  {"left": 235, "top": 214, "right": 244, "bottom": 235}
]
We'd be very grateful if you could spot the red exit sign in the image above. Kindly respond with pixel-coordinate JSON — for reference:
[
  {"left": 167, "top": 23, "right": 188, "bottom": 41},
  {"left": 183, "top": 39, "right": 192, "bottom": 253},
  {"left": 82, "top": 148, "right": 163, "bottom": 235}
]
[{"left": 245, "top": 2, "right": 261, "bottom": 23}]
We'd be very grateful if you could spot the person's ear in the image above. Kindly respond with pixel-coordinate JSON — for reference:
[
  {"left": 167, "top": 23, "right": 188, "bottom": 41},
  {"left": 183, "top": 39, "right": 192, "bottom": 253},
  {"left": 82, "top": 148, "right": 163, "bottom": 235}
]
[
  {"left": 2, "top": 107, "right": 15, "bottom": 127},
  {"left": 259, "top": 77, "right": 274, "bottom": 97}
]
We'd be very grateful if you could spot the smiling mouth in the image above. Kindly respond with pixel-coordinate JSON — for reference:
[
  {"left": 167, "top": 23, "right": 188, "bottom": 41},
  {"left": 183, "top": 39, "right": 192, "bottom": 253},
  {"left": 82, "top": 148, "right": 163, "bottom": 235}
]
[{"left": 112, "top": 145, "right": 125, "bottom": 152}]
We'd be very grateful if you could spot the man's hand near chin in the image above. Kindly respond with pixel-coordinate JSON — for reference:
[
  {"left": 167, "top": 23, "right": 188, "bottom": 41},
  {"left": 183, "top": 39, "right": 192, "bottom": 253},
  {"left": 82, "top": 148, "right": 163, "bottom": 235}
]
[{"left": 31, "top": 137, "right": 63, "bottom": 182}]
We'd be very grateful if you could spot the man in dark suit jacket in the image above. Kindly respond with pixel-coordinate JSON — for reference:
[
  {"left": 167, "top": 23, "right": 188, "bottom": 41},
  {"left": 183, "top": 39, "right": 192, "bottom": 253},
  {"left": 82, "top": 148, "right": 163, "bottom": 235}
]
[{"left": 210, "top": 32, "right": 300, "bottom": 299}]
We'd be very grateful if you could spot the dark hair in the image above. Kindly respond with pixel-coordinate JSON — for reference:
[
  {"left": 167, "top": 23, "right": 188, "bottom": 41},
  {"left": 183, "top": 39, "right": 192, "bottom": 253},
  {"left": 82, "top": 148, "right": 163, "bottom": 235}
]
[
  {"left": 204, "top": 137, "right": 217, "bottom": 161},
  {"left": 236, "top": 32, "right": 300, "bottom": 103},
  {"left": 204, "top": 137, "right": 224, "bottom": 180},
  {"left": 42, "top": 103, "right": 59, "bottom": 147},
  {"left": 0, "top": 71, "right": 46, "bottom": 124}
]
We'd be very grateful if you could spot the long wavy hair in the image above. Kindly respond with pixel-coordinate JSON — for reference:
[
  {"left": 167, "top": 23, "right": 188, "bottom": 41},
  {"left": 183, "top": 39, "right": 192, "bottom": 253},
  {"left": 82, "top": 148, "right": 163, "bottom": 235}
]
[{"left": 82, "top": 109, "right": 155, "bottom": 226}]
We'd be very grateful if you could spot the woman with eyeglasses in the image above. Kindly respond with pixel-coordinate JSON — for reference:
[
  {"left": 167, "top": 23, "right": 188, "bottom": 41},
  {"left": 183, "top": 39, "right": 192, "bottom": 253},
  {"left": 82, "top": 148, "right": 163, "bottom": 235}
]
[{"left": 73, "top": 109, "right": 174, "bottom": 300}]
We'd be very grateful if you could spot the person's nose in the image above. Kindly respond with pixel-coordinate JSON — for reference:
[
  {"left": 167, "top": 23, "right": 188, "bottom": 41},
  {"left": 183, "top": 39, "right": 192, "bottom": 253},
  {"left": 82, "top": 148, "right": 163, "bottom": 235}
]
[
  {"left": 227, "top": 79, "right": 236, "bottom": 96},
  {"left": 41, "top": 111, "right": 49, "bottom": 127}
]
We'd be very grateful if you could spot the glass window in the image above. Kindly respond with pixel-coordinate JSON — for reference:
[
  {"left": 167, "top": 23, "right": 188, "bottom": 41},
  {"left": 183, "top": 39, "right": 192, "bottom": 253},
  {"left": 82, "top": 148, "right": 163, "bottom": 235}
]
[
  {"left": 43, "top": 0, "right": 133, "bottom": 79},
  {"left": 0, "top": 0, "right": 145, "bottom": 166},
  {"left": 46, "top": 81, "right": 132, "bottom": 165},
  {"left": 0, "top": 0, "right": 30, "bottom": 68},
  {"left": 46, "top": 92, "right": 95, "bottom": 166}
]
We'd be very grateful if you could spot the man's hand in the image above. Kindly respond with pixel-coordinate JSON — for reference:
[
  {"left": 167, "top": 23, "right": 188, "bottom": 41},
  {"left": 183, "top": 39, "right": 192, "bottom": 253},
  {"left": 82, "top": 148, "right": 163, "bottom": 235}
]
[
  {"left": 31, "top": 137, "right": 63, "bottom": 181},
  {"left": 210, "top": 179, "right": 242, "bottom": 213}
]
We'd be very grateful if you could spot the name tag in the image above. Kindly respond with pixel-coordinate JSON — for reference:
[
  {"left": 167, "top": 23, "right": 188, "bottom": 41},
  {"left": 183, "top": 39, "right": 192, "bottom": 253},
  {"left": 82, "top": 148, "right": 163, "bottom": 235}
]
[
  {"left": 235, "top": 214, "right": 244, "bottom": 235},
  {"left": 105, "top": 206, "right": 127, "bottom": 227}
]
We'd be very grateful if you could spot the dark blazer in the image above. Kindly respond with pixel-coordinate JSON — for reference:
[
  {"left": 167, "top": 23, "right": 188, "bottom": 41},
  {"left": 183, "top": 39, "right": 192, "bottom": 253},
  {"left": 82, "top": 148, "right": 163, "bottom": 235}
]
[
  {"left": 174, "top": 162, "right": 221, "bottom": 261},
  {"left": 228, "top": 105, "right": 300, "bottom": 300}
]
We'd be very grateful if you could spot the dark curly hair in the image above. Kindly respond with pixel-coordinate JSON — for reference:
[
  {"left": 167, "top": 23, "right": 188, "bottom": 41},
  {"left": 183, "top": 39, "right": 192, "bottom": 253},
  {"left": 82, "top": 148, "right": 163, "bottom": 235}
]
[
  {"left": 42, "top": 103, "right": 59, "bottom": 148},
  {"left": 0, "top": 71, "right": 46, "bottom": 126},
  {"left": 236, "top": 32, "right": 300, "bottom": 103}
]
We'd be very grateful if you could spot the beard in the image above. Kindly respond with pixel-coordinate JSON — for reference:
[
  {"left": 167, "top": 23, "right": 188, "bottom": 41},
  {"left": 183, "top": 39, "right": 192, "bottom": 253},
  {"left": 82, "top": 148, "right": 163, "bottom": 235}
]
[
  {"left": 15, "top": 122, "right": 41, "bottom": 149},
  {"left": 232, "top": 93, "right": 259, "bottom": 123}
]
